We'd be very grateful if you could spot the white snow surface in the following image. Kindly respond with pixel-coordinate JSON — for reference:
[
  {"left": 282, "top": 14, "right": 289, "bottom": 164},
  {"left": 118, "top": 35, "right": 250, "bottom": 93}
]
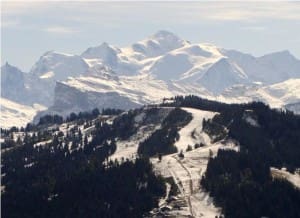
[
  {"left": 1, "top": 98, "right": 46, "bottom": 128},
  {"left": 222, "top": 78, "right": 300, "bottom": 109},
  {"left": 271, "top": 167, "right": 300, "bottom": 189},
  {"left": 110, "top": 125, "right": 161, "bottom": 161},
  {"left": 244, "top": 115, "right": 259, "bottom": 127},
  {"left": 39, "top": 71, "right": 54, "bottom": 79},
  {"left": 62, "top": 74, "right": 211, "bottom": 106},
  {"left": 30, "top": 51, "right": 89, "bottom": 81},
  {"left": 175, "top": 107, "right": 217, "bottom": 152},
  {"left": 153, "top": 148, "right": 223, "bottom": 218}
]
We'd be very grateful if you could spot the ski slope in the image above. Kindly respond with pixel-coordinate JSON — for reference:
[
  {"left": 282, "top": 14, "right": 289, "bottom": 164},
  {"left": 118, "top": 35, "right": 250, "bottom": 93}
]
[
  {"left": 174, "top": 107, "right": 217, "bottom": 152},
  {"left": 109, "top": 106, "right": 236, "bottom": 217},
  {"left": 153, "top": 107, "right": 239, "bottom": 217},
  {"left": 154, "top": 145, "right": 225, "bottom": 218}
]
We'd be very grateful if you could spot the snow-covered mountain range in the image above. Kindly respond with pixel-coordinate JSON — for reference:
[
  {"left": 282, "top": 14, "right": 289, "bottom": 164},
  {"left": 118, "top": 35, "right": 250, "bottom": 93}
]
[{"left": 1, "top": 30, "right": 300, "bottom": 127}]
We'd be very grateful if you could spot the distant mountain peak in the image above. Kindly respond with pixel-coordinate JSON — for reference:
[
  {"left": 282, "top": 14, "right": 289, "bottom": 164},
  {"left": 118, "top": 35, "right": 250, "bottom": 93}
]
[
  {"left": 41, "top": 50, "right": 76, "bottom": 59},
  {"left": 97, "top": 42, "right": 118, "bottom": 50},
  {"left": 260, "top": 50, "right": 294, "bottom": 58},
  {"left": 43, "top": 50, "right": 55, "bottom": 56},
  {"left": 151, "top": 30, "right": 180, "bottom": 40},
  {"left": 149, "top": 30, "right": 186, "bottom": 44},
  {"left": 101, "top": 41, "right": 109, "bottom": 46},
  {"left": 30, "top": 50, "right": 88, "bottom": 81},
  {"left": 2, "top": 30, "right": 300, "bottom": 127},
  {"left": 1, "top": 62, "right": 22, "bottom": 73},
  {"left": 128, "top": 30, "right": 188, "bottom": 59},
  {"left": 81, "top": 42, "right": 121, "bottom": 60},
  {"left": 271, "top": 49, "right": 291, "bottom": 55}
]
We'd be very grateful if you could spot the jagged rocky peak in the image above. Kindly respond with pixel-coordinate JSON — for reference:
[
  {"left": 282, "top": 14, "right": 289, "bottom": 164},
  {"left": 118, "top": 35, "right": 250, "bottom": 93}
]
[
  {"left": 1, "top": 62, "right": 24, "bottom": 75},
  {"left": 1, "top": 62, "right": 25, "bottom": 89},
  {"left": 1, "top": 62, "right": 28, "bottom": 104}
]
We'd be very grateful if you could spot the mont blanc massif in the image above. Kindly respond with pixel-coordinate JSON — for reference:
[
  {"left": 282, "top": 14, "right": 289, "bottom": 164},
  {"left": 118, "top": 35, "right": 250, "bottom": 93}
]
[
  {"left": 1, "top": 30, "right": 300, "bottom": 127},
  {"left": 1, "top": 31, "right": 300, "bottom": 218}
]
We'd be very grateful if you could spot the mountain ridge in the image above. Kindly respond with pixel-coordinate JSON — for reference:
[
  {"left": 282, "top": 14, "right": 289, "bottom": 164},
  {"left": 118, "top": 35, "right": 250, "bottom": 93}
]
[{"left": 1, "top": 30, "right": 300, "bottom": 127}]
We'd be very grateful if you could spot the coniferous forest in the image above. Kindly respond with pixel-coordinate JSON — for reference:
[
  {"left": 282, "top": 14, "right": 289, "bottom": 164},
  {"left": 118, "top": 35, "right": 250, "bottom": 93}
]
[
  {"left": 138, "top": 108, "right": 192, "bottom": 157},
  {"left": 2, "top": 97, "right": 300, "bottom": 218},
  {"left": 1, "top": 109, "right": 166, "bottom": 218}
]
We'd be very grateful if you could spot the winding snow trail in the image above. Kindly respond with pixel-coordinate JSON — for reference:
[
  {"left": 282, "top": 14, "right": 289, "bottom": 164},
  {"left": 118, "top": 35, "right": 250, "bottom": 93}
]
[
  {"left": 155, "top": 149, "right": 222, "bottom": 218},
  {"left": 174, "top": 107, "right": 216, "bottom": 152},
  {"left": 154, "top": 107, "right": 229, "bottom": 217}
]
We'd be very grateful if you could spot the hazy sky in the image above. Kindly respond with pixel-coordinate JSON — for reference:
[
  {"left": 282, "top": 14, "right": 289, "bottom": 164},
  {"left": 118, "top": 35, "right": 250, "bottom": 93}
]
[{"left": 2, "top": 1, "right": 300, "bottom": 71}]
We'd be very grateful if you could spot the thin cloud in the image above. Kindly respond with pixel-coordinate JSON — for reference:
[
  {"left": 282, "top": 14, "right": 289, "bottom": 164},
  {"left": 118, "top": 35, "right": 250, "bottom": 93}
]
[
  {"left": 241, "top": 26, "right": 266, "bottom": 31},
  {"left": 1, "top": 2, "right": 45, "bottom": 15},
  {"left": 3, "top": 2, "right": 300, "bottom": 23},
  {"left": 1, "top": 20, "right": 20, "bottom": 28},
  {"left": 43, "top": 26, "right": 78, "bottom": 34}
]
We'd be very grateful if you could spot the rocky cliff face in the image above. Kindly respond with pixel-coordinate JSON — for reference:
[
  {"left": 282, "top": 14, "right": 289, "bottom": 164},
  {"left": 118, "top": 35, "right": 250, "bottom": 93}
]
[
  {"left": 33, "top": 81, "right": 141, "bottom": 122},
  {"left": 1, "top": 63, "right": 28, "bottom": 104}
]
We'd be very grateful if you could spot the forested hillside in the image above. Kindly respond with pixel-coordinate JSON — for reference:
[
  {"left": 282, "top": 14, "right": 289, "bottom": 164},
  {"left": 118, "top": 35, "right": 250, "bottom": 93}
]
[
  {"left": 2, "top": 96, "right": 300, "bottom": 218},
  {"left": 162, "top": 95, "right": 300, "bottom": 218},
  {"left": 1, "top": 109, "right": 166, "bottom": 218},
  {"left": 138, "top": 108, "right": 192, "bottom": 157}
]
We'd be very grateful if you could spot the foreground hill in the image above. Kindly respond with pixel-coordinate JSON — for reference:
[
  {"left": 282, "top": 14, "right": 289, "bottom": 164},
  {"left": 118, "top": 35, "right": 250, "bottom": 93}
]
[{"left": 2, "top": 96, "right": 300, "bottom": 217}]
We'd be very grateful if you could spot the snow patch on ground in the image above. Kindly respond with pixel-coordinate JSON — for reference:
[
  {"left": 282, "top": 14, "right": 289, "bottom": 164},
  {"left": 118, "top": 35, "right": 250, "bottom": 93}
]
[
  {"left": 1, "top": 98, "right": 46, "bottom": 128},
  {"left": 39, "top": 71, "right": 54, "bottom": 79},
  {"left": 271, "top": 167, "right": 300, "bottom": 189},
  {"left": 110, "top": 125, "right": 160, "bottom": 161},
  {"left": 242, "top": 110, "right": 259, "bottom": 127},
  {"left": 34, "top": 139, "right": 52, "bottom": 148},
  {"left": 244, "top": 115, "right": 259, "bottom": 127}
]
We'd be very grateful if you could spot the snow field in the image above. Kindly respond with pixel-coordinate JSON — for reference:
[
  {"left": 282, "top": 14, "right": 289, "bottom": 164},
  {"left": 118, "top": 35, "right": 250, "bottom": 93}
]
[{"left": 1, "top": 98, "right": 46, "bottom": 128}]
